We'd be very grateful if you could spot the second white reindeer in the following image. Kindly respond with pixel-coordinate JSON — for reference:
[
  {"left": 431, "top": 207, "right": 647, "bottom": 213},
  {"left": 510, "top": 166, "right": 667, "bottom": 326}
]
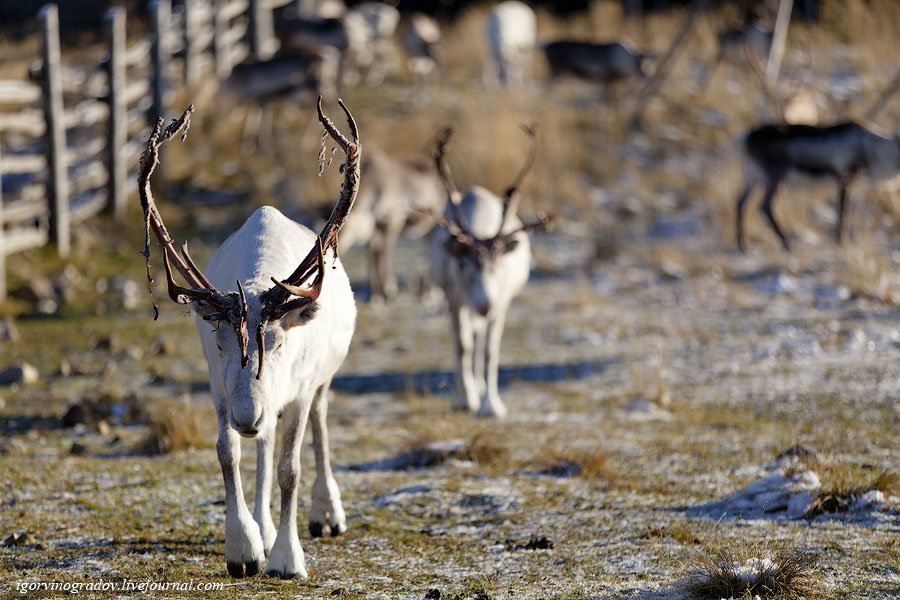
[
  {"left": 428, "top": 127, "right": 549, "bottom": 418},
  {"left": 138, "top": 98, "right": 360, "bottom": 580}
]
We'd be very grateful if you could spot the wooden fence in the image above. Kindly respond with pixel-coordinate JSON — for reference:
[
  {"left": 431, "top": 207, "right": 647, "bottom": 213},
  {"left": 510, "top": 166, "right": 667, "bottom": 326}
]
[{"left": 0, "top": 0, "right": 292, "bottom": 299}]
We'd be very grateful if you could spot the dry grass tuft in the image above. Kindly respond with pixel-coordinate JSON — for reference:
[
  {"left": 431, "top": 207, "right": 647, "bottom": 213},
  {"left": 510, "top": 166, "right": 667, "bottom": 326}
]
[
  {"left": 537, "top": 448, "right": 608, "bottom": 480},
  {"left": 400, "top": 432, "right": 509, "bottom": 469},
  {"left": 686, "top": 546, "right": 827, "bottom": 600},
  {"left": 805, "top": 466, "right": 898, "bottom": 518},
  {"left": 458, "top": 432, "right": 508, "bottom": 466},
  {"left": 136, "top": 395, "right": 215, "bottom": 455}
]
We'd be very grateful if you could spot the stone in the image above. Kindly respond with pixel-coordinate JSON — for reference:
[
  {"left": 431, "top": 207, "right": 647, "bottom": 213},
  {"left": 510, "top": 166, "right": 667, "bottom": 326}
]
[{"left": 61, "top": 403, "right": 87, "bottom": 428}]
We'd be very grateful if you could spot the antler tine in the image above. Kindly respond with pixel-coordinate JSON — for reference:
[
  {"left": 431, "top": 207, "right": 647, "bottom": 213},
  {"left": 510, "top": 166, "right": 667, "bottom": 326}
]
[
  {"left": 500, "top": 211, "right": 554, "bottom": 241},
  {"left": 317, "top": 95, "right": 358, "bottom": 151},
  {"left": 499, "top": 124, "right": 538, "bottom": 236},
  {"left": 433, "top": 126, "right": 471, "bottom": 235},
  {"left": 433, "top": 127, "right": 460, "bottom": 199},
  {"left": 181, "top": 242, "right": 215, "bottom": 289}
]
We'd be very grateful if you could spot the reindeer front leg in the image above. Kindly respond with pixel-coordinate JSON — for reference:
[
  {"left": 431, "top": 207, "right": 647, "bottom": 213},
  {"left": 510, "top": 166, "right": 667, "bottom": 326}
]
[
  {"left": 479, "top": 309, "right": 508, "bottom": 419},
  {"left": 216, "top": 406, "right": 265, "bottom": 578},
  {"left": 309, "top": 382, "right": 347, "bottom": 538},
  {"left": 451, "top": 306, "right": 480, "bottom": 412},
  {"left": 253, "top": 420, "right": 277, "bottom": 555},
  {"left": 759, "top": 179, "right": 790, "bottom": 250},
  {"left": 266, "top": 399, "right": 311, "bottom": 579}
]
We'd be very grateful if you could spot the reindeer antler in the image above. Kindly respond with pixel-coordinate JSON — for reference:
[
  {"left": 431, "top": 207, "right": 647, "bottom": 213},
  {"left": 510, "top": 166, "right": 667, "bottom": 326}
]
[
  {"left": 498, "top": 124, "right": 537, "bottom": 237},
  {"left": 138, "top": 106, "right": 251, "bottom": 368},
  {"left": 256, "top": 96, "right": 361, "bottom": 379},
  {"left": 433, "top": 126, "right": 472, "bottom": 237}
]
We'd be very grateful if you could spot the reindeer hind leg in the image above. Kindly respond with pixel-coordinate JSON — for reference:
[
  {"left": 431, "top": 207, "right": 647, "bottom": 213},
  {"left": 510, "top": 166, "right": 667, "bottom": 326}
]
[{"left": 835, "top": 176, "right": 850, "bottom": 244}]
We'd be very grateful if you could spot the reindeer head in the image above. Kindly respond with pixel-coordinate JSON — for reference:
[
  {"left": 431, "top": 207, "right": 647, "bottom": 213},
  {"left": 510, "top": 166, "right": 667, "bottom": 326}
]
[
  {"left": 431, "top": 125, "right": 550, "bottom": 316},
  {"left": 139, "top": 98, "right": 360, "bottom": 435}
]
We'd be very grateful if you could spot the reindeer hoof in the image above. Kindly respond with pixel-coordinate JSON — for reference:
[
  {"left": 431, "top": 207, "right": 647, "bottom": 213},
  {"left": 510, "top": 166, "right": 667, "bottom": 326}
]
[
  {"left": 309, "top": 522, "right": 324, "bottom": 538},
  {"left": 265, "top": 569, "right": 299, "bottom": 580},
  {"left": 227, "top": 559, "right": 259, "bottom": 578},
  {"left": 309, "top": 521, "right": 346, "bottom": 538}
]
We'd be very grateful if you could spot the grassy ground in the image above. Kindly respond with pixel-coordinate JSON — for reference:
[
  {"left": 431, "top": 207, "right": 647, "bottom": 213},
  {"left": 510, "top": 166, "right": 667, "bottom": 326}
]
[{"left": 1, "top": 1, "right": 900, "bottom": 598}]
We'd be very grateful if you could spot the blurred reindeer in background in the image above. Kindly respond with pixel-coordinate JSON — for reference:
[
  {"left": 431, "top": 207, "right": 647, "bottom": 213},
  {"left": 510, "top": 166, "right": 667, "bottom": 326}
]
[
  {"left": 735, "top": 122, "right": 900, "bottom": 252},
  {"left": 428, "top": 126, "right": 550, "bottom": 418},
  {"left": 276, "top": 1, "right": 399, "bottom": 89},
  {"left": 700, "top": 22, "right": 773, "bottom": 91},
  {"left": 402, "top": 13, "right": 442, "bottom": 94},
  {"left": 486, "top": 1, "right": 536, "bottom": 87},
  {"left": 340, "top": 147, "right": 445, "bottom": 303}
]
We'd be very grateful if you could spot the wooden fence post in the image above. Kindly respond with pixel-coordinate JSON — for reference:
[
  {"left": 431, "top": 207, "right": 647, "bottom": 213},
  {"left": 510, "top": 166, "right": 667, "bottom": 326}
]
[
  {"left": 249, "top": 0, "right": 277, "bottom": 61},
  {"left": 40, "top": 4, "right": 70, "bottom": 257},
  {"left": 0, "top": 143, "right": 6, "bottom": 300},
  {"left": 766, "top": 0, "right": 794, "bottom": 86},
  {"left": 105, "top": 7, "right": 127, "bottom": 220},
  {"left": 212, "top": 0, "right": 233, "bottom": 79},
  {"left": 151, "top": 0, "right": 171, "bottom": 120},
  {"left": 183, "top": 0, "right": 200, "bottom": 86}
]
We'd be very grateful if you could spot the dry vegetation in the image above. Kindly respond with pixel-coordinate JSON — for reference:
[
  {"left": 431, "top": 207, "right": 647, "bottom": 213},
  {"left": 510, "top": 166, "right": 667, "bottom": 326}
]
[
  {"left": 686, "top": 546, "right": 827, "bottom": 600},
  {"left": 805, "top": 465, "right": 899, "bottom": 518}
]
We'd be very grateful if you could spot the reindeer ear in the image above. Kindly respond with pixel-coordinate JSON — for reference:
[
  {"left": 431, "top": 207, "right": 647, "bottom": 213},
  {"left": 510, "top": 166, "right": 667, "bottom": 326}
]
[
  {"left": 281, "top": 302, "right": 320, "bottom": 329},
  {"left": 501, "top": 238, "right": 520, "bottom": 254}
]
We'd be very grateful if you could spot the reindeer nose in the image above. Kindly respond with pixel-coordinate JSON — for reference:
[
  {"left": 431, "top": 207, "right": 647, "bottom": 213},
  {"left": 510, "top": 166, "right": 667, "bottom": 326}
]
[{"left": 230, "top": 408, "right": 265, "bottom": 438}]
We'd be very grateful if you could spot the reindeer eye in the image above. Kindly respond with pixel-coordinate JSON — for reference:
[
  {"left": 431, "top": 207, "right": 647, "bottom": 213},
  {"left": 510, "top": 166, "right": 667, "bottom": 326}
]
[{"left": 216, "top": 343, "right": 222, "bottom": 351}]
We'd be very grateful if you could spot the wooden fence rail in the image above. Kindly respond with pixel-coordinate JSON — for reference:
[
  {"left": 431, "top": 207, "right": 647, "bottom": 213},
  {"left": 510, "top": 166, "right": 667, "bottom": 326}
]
[{"left": 0, "top": 0, "right": 284, "bottom": 299}]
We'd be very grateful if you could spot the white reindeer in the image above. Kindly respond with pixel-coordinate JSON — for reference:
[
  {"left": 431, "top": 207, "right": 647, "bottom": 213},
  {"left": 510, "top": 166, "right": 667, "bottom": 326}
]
[
  {"left": 736, "top": 122, "right": 900, "bottom": 251},
  {"left": 340, "top": 146, "right": 445, "bottom": 302},
  {"left": 401, "top": 13, "right": 442, "bottom": 88},
  {"left": 137, "top": 98, "right": 361, "bottom": 579},
  {"left": 486, "top": 1, "right": 536, "bottom": 87},
  {"left": 428, "top": 127, "right": 549, "bottom": 418}
]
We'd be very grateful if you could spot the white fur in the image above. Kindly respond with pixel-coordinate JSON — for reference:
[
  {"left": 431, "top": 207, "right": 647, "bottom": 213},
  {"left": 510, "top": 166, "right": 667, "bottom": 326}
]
[
  {"left": 197, "top": 206, "right": 356, "bottom": 579},
  {"left": 486, "top": 1, "right": 536, "bottom": 87},
  {"left": 428, "top": 187, "right": 531, "bottom": 418}
]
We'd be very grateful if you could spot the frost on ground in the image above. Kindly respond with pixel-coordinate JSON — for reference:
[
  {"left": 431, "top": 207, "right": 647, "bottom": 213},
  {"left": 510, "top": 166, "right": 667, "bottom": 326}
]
[
  {"left": 693, "top": 446, "right": 900, "bottom": 523},
  {"left": 2, "top": 230, "right": 898, "bottom": 599}
]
